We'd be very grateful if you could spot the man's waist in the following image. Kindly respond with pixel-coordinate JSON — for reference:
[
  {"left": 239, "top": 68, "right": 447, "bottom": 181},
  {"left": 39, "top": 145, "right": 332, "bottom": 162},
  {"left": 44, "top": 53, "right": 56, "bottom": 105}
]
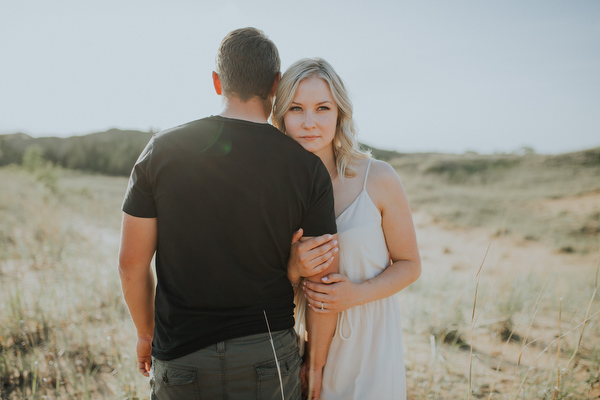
[{"left": 151, "top": 312, "right": 295, "bottom": 361}]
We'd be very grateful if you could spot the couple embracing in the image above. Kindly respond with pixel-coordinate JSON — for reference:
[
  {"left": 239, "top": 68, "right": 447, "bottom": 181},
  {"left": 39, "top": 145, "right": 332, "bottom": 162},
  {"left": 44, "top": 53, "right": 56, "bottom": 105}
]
[{"left": 118, "top": 27, "right": 421, "bottom": 400}]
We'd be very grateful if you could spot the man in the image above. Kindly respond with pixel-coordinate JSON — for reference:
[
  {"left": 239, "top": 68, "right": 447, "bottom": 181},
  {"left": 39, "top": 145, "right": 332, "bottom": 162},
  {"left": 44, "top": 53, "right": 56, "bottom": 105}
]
[{"left": 118, "top": 27, "right": 338, "bottom": 399}]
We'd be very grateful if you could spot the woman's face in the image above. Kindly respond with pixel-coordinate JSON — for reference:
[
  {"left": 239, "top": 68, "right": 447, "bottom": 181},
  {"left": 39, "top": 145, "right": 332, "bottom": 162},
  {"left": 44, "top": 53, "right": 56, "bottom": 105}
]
[{"left": 283, "top": 77, "right": 338, "bottom": 158}]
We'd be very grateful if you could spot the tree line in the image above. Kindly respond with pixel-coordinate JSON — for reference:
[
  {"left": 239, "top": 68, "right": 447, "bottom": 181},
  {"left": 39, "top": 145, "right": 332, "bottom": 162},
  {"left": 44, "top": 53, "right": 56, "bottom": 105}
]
[
  {"left": 0, "top": 129, "right": 153, "bottom": 176},
  {"left": 0, "top": 129, "right": 401, "bottom": 177}
]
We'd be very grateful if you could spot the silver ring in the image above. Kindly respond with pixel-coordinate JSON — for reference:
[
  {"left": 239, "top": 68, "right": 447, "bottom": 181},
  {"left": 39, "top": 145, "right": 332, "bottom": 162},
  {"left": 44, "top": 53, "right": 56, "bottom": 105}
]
[{"left": 321, "top": 302, "right": 324, "bottom": 310}]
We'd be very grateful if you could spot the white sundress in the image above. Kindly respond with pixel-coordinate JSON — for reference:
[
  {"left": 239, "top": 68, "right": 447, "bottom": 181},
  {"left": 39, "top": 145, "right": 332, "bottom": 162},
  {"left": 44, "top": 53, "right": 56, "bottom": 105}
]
[{"left": 294, "top": 159, "right": 407, "bottom": 400}]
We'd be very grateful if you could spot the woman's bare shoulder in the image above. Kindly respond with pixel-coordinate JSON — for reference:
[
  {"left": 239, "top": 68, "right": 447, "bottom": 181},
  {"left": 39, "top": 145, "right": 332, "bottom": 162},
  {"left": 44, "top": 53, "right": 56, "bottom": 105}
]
[
  {"left": 368, "top": 159, "right": 403, "bottom": 186},
  {"left": 365, "top": 159, "right": 408, "bottom": 210}
]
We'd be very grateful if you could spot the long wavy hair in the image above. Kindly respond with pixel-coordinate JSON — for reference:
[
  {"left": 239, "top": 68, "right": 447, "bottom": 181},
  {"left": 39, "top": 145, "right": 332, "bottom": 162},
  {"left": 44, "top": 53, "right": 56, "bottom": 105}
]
[{"left": 272, "top": 58, "right": 370, "bottom": 179}]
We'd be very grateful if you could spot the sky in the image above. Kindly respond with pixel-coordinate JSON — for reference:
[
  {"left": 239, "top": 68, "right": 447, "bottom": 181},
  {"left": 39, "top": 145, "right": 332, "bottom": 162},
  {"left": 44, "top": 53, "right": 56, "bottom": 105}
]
[{"left": 1, "top": 0, "right": 599, "bottom": 154}]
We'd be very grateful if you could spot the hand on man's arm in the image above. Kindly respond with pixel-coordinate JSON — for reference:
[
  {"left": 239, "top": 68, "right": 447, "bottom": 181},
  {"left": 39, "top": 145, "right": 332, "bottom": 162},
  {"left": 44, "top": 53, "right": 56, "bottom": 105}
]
[
  {"left": 118, "top": 213, "right": 157, "bottom": 377},
  {"left": 287, "top": 229, "right": 338, "bottom": 285}
]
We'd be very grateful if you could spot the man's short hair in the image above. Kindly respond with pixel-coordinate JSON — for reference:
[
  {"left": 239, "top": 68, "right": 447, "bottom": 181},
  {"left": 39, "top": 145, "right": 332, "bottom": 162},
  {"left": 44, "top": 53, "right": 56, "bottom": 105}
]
[{"left": 216, "top": 27, "right": 280, "bottom": 101}]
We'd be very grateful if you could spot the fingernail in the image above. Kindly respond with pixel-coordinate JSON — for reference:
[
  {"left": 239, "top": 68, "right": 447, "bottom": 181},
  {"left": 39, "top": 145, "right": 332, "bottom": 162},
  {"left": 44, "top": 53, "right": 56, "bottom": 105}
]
[
  {"left": 333, "top": 240, "right": 338, "bottom": 245},
  {"left": 322, "top": 276, "right": 328, "bottom": 282},
  {"left": 328, "top": 235, "right": 333, "bottom": 239},
  {"left": 334, "top": 247, "right": 338, "bottom": 252}
]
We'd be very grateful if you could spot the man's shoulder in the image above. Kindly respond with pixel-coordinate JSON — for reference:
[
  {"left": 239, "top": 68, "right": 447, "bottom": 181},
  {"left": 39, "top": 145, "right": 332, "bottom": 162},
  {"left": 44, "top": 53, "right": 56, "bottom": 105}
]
[
  {"left": 154, "top": 116, "right": 216, "bottom": 139},
  {"left": 149, "top": 116, "right": 235, "bottom": 151},
  {"left": 154, "top": 116, "right": 284, "bottom": 140},
  {"left": 150, "top": 116, "right": 322, "bottom": 165}
]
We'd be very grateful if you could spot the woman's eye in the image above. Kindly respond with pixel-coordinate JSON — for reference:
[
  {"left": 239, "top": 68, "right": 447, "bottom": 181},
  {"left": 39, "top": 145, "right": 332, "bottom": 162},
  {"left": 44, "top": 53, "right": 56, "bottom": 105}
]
[
  {"left": 318, "top": 106, "right": 330, "bottom": 111},
  {"left": 289, "top": 106, "right": 302, "bottom": 112}
]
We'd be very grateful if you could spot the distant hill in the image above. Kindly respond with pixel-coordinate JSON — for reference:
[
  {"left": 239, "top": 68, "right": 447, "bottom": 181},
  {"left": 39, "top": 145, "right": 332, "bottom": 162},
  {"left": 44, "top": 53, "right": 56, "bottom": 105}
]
[
  {"left": 0, "top": 129, "right": 408, "bottom": 176},
  {"left": 1, "top": 128, "right": 598, "bottom": 177},
  {"left": 0, "top": 129, "right": 153, "bottom": 176}
]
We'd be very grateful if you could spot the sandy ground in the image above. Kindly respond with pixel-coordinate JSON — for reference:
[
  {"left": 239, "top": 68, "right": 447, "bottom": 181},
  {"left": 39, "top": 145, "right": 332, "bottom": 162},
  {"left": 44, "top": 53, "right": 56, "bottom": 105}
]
[
  {"left": 402, "top": 208, "right": 599, "bottom": 398},
  {"left": 414, "top": 208, "right": 597, "bottom": 275}
]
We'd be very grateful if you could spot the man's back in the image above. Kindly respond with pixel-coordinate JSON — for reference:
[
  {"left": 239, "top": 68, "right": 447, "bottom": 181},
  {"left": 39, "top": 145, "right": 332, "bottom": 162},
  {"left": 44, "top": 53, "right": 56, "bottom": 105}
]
[
  {"left": 123, "top": 115, "right": 336, "bottom": 360},
  {"left": 119, "top": 27, "right": 338, "bottom": 399}
]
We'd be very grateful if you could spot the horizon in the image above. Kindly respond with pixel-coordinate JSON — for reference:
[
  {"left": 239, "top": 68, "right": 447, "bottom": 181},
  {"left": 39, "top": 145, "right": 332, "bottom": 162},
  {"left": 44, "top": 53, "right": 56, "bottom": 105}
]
[{"left": 2, "top": 128, "right": 598, "bottom": 157}]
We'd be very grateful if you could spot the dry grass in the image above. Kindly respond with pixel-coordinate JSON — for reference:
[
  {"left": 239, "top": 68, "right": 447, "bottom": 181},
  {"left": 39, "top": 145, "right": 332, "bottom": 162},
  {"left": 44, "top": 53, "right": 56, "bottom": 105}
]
[
  {"left": 1, "top": 148, "right": 599, "bottom": 398},
  {"left": 0, "top": 166, "right": 146, "bottom": 399},
  {"left": 392, "top": 150, "right": 600, "bottom": 255},
  {"left": 392, "top": 150, "right": 600, "bottom": 399}
]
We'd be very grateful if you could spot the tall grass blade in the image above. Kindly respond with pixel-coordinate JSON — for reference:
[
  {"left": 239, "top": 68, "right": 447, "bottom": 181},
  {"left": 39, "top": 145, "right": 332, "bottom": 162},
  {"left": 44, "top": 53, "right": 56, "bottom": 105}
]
[
  {"left": 263, "top": 310, "right": 285, "bottom": 400},
  {"left": 551, "top": 281, "right": 562, "bottom": 400},
  {"left": 563, "top": 260, "right": 599, "bottom": 371},
  {"left": 511, "top": 308, "right": 600, "bottom": 399},
  {"left": 468, "top": 240, "right": 491, "bottom": 400},
  {"left": 514, "top": 277, "right": 551, "bottom": 378}
]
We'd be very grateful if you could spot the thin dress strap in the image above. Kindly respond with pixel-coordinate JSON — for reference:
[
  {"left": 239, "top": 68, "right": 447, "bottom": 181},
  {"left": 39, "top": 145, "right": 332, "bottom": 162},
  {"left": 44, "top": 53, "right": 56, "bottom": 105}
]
[{"left": 363, "top": 158, "right": 374, "bottom": 190}]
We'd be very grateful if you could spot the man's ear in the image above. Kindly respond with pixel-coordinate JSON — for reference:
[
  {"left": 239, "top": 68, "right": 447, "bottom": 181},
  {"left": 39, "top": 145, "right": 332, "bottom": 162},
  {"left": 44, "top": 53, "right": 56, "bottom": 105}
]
[
  {"left": 270, "top": 72, "right": 282, "bottom": 97},
  {"left": 212, "top": 71, "right": 222, "bottom": 95}
]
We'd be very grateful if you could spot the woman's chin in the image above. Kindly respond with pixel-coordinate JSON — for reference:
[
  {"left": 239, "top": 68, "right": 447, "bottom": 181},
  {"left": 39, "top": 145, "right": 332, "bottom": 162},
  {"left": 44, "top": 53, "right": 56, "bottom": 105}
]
[{"left": 299, "top": 143, "right": 319, "bottom": 154}]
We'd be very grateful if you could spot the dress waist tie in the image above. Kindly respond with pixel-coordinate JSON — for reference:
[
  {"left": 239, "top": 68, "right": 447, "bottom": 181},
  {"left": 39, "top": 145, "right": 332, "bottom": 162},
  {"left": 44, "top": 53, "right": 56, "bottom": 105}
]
[{"left": 338, "top": 309, "right": 354, "bottom": 340}]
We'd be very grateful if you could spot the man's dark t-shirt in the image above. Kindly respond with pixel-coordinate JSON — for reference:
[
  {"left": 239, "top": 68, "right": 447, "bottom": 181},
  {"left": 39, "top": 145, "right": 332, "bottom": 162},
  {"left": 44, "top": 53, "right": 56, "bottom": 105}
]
[{"left": 122, "top": 116, "right": 337, "bottom": 360}]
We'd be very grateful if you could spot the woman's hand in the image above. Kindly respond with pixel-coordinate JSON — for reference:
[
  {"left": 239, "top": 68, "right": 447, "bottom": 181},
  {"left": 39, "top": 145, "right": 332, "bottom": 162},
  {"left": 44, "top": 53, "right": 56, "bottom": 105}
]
[
  {"left": 288, "top": 229, "right": 338, "bottom": 285},
  {"left": 303, "top": 273, "right": 362, "bottom": 314}
]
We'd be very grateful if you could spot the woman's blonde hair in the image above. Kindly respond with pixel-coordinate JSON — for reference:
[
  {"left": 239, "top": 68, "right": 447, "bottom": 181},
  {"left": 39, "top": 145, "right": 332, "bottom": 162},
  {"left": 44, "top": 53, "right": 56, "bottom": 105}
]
[{"left": 272, "top": 57, "right": 370, "bottom": 179}]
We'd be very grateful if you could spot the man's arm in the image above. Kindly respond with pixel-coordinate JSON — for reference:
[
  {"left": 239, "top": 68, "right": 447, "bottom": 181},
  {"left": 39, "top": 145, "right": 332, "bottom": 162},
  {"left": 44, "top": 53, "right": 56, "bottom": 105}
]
[
  {"left": 302, "top": 233, "right": 339, "bottom": 400},
  {"left": 118, "top": 213, "right": 157, "bottom": 377}
]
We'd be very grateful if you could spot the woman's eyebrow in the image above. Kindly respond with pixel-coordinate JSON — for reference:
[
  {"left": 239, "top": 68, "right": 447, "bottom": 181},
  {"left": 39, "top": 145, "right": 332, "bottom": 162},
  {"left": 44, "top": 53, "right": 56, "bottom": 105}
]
[{"left": 290, "top": 100, "right": 333, "bottom": 106}]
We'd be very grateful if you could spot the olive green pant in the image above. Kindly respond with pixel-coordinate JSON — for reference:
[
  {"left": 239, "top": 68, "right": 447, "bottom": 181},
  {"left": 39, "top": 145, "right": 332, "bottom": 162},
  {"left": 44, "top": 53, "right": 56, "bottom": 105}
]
[{"left": 149, "top": 328, "right": 302, "bottom": 400}]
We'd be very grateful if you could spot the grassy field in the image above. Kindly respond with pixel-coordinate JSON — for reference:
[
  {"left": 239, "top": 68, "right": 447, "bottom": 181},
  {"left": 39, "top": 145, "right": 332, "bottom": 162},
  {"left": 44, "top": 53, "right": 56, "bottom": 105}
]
[
  {"left": 392, "top": 149, "right": 600, "bottom": 399},
  {"left": 0, "top": 166, "right": 146, "bottom": 399},
  {"left": 392, "top": 149, "right": 600, "bottom": 255},
  {"left": 0, "top": 148, "right": 598, "bottom": 399}
]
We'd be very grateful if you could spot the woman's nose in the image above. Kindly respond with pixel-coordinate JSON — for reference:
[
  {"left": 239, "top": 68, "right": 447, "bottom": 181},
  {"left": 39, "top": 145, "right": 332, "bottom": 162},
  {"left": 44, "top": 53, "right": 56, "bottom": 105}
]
[{"left": 303, "top": 112, "right": 316, "bottom": 128}]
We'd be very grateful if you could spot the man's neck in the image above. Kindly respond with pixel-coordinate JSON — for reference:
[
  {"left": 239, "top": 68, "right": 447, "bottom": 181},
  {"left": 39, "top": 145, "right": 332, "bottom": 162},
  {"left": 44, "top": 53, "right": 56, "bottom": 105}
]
[{"left": 219, "top": 94, "right": 272, "bottom": 124}]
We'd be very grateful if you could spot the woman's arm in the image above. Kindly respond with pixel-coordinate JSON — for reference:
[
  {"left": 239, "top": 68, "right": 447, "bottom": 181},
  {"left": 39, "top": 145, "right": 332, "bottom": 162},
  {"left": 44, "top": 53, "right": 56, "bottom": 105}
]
[
  {"left": 303, "top": 160, "right": 421, "bottom": 313},
  {"left": 302, "top": 232, "right": 339, "bottom": 400},
  {"left": 287, "top": 229, "right": 339, "bottom": 400}
]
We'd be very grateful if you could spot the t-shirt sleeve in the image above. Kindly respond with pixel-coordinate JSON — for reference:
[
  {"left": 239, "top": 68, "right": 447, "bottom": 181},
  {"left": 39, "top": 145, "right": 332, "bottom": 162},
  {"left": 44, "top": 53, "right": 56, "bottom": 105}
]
[
  {"left": 122, "top": 137, "right": 157, "bottom": 218},
  {"left": 300, "top": 161, "right": 337, "bottom": 236}
]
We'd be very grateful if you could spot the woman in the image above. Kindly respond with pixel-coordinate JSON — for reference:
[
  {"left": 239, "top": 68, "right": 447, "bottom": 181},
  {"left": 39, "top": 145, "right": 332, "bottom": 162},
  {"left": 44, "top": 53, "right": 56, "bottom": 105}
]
[{"left": 273, "top": 58, "right": 421, "bottom": 400}]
